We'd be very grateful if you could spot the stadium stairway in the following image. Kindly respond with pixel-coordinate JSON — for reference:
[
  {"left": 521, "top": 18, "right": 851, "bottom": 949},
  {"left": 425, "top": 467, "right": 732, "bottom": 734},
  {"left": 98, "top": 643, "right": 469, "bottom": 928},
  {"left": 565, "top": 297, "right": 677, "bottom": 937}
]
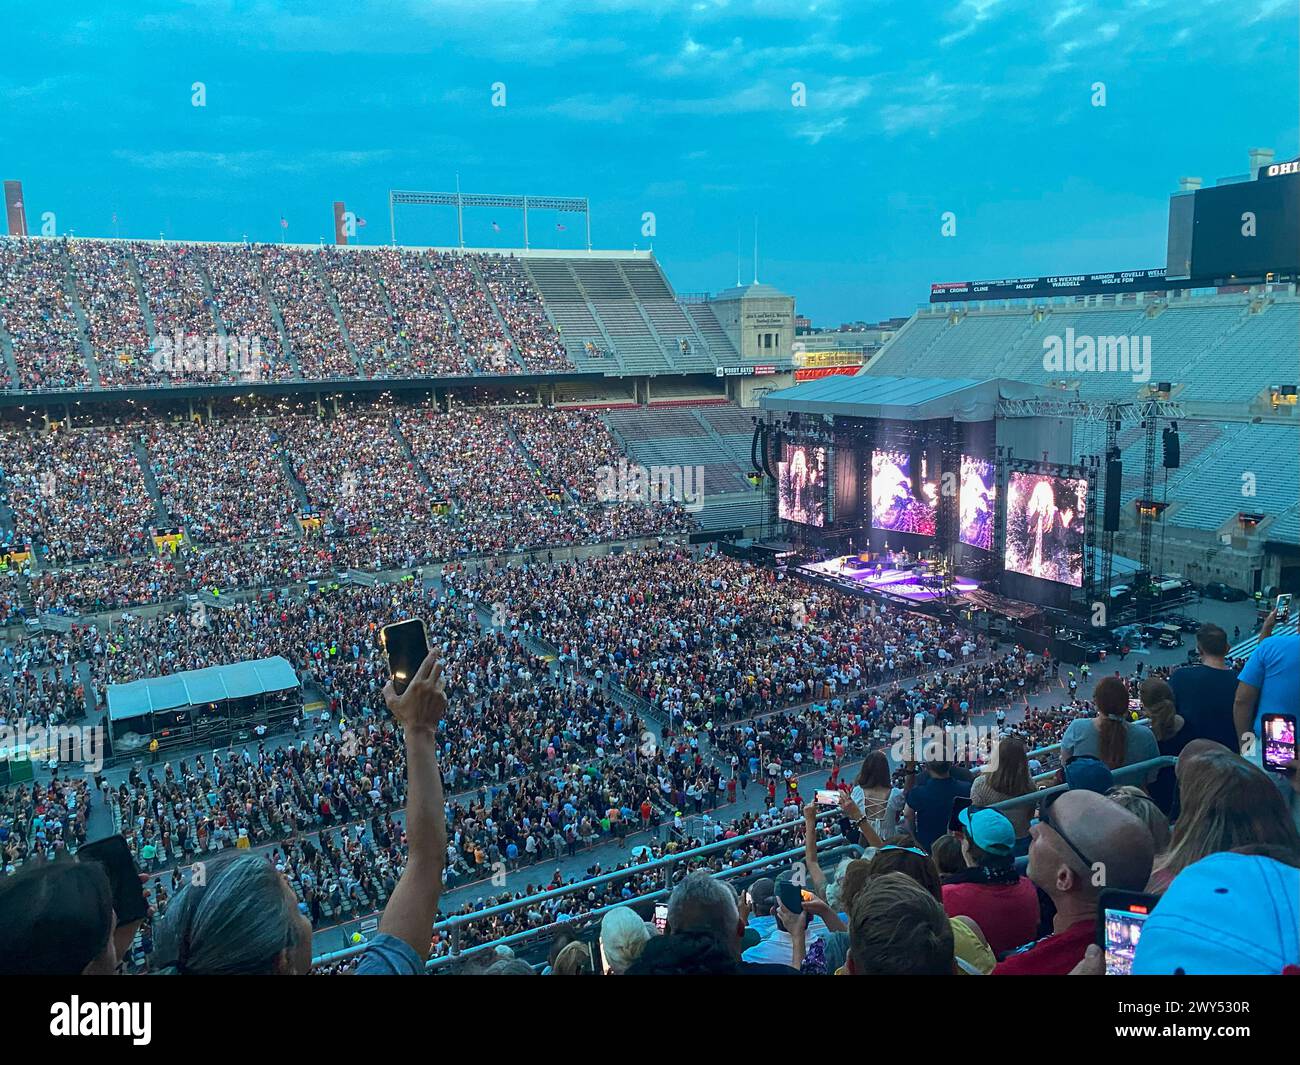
[
  {"left": 690, "top": 409, "right": 755, "bottom": 492},
  {"left": 423, "top": 254, "right": 480, "bottom": 374},
  {"left": 0, "top": 317, "right": 20, "bottom": 387},
  {"left": 464, "top": 257, "right": 528, "bottom": 373},
  {"left": 683, "top": 302, "right": 741, "bottom": 361},
  {"left": 364, "top": 254, "right": 418, "bottom": 369},
  {"left": 132, "top": 440, "right": 175, "bottom": 530},
  {"left": 194, "top": 252, "right": 228, "bottom": 337},
  {"left": 617, "top": 259, "right": 716, "bottom": 372},
  {"left": 278, "top": 450, "right": 313, "bottom": 513},
  {"left": 257, "top": 256, "right": 305, "bottom": 379},
  {"left": 389, "top": 420, "right": 434, "bottom": 491},
  {"left": 124, "top": 245, "right": 160, "bottom": 348},
  {"left": 500, "top": 420, "right": 557, "bottom": 495},
  {"left": 314, "top": 253, "right": 367, "bottom": 377},
  {"left": 520, "top": 258, "right": 627, "bottom": 373},
  {"left": 59, "top": 243, "right": 102, "bottom": 388}
]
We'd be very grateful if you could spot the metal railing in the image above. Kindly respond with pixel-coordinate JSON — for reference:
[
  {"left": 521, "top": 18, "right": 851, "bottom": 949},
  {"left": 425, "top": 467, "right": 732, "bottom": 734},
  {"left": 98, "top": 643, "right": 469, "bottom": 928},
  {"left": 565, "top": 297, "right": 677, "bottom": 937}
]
[
  {"left": 989, "top": 754, "right": 1175, "bottom": 813},
  {"left": 312, "top": 809, "right": 847, "bottom": 970}
]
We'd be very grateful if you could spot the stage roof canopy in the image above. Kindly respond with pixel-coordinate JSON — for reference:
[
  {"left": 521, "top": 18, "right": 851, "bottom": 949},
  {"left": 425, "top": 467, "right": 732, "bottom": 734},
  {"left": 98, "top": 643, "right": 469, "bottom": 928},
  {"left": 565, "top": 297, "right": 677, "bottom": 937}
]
[
  {"left": 107, "top": 656, "right": 300, "bottom": 723},
  {"left": 760, "top": 375, "right": 1050, "bottom": 422}
]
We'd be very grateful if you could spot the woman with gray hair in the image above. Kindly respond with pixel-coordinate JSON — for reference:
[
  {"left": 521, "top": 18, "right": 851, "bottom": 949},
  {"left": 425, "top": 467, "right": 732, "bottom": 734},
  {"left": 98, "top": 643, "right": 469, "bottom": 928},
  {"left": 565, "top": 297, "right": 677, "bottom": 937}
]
[
  {"left": 598, "top": 905, "right": 650, "bottom": 974},
  {"left": 153, "top": 652, "right": 450, "bottom": 975}
]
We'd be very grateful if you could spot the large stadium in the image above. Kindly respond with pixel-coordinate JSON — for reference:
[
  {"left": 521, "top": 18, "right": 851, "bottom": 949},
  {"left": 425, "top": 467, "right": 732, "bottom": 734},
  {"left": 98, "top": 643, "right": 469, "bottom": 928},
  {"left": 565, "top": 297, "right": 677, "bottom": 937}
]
[{"left": 1, "top": 0, "right": 1298, "bottom": 1022}]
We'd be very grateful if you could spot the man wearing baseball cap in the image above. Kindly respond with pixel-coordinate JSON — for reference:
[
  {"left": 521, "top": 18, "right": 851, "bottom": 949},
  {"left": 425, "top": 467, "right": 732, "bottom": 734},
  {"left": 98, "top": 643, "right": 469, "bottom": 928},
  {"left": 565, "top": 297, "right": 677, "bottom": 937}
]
[
  {"left": 942, "top": 807, "right": 1039, "bottom": 957},
  {"left": 1132, "top": 851, "right": 1300, "bottom": 975}
]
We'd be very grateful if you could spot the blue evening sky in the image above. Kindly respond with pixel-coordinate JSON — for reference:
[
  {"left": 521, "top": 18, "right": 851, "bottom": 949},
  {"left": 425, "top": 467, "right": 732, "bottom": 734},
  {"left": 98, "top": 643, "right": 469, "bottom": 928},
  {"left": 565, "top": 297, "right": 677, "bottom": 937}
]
[{"left": 1, "top": 0, "right": 1295, "bottom": 324}]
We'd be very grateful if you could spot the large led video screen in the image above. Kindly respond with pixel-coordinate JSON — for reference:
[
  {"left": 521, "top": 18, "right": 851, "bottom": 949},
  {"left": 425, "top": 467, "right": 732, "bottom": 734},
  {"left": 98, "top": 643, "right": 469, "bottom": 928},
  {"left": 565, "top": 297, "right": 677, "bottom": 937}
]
[
  {"left": 778, "top": 444, "right": 826, "bottom": 527},
  {"left": 959, "top": 455, "right": 995, "bottom": 551},
  {"left": 1004, "top": 472, "right": 1087, "bottom": 587},
  {"left": 870, "top": 449, "right": 937, "bottom": 536}
]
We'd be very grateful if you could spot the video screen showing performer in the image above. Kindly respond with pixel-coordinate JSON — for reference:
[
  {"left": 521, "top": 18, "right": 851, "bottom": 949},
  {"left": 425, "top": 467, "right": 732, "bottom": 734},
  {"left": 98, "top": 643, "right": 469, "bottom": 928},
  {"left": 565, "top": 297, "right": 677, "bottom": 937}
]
[
  {"left": 778, "top": 443, "right": 826, "bottom": 527},
  {"left": 870, "top": 449, "right": 937, "bottom": 536},
  {"left": 1004, "top": 471, "right": 1087, "bottom": 586},
  {"left": 959, "top": 455, "right": 995, "bottom": 551}
]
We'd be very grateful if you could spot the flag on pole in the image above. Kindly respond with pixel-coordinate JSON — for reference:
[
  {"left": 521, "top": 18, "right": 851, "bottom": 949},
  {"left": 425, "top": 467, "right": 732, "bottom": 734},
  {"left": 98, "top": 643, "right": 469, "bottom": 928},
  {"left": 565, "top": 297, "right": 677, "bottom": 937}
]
[
  {"left": 556, "top": 223, "right": 566, "bottom": 231},
  {"left": 357, "top": 217, "right": 367, "bottom": 228},
  {"left": 491, "top": 221, "right": 500, "bottom": 232},
  {"left": 280, "top": 216, "right": 289, "bottom": 229}
]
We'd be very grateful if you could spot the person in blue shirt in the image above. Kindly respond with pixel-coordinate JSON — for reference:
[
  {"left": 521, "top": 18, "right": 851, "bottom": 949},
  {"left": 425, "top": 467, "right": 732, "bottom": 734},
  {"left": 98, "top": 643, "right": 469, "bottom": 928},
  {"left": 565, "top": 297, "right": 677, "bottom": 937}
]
[
  {"left": 1234, "top": 612, "right": 1300, "bottom": 756},
  {"left": 903, "top": 761, "right": 971, "bottom": 853}
]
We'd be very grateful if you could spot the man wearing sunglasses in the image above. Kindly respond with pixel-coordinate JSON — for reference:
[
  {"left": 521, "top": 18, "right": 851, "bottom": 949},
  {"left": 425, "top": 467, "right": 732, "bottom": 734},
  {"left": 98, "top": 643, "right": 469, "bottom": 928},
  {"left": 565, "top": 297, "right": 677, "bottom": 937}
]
[{"left": 993, "top": 789, "right": 1154, "bottom": 975}]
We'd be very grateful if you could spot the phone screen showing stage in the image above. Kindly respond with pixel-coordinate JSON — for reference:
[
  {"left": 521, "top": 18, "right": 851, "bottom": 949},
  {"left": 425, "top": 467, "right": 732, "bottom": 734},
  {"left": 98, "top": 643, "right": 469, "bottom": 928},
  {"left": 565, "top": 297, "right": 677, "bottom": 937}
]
[
  {"left": 1262, "top": 714, "right": 1297, "bottom": 771},
  {"left": 1102, "top": 905, "right": 1150, "bottom": 975}
]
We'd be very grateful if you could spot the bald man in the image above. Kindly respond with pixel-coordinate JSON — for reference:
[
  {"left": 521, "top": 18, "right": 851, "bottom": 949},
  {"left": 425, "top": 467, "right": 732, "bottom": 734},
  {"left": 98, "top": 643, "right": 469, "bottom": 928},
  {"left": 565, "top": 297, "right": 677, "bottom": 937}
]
[{"left": 993, "top": 790, "right": 1155, "bottom": 975}]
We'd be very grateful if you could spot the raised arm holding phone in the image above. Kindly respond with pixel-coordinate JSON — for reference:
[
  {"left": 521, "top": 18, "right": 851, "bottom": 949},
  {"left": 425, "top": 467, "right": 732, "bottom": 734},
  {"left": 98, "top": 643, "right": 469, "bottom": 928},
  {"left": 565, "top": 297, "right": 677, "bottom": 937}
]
[{"left": 363, "top": 649, "right": 449, "bottom": 971}]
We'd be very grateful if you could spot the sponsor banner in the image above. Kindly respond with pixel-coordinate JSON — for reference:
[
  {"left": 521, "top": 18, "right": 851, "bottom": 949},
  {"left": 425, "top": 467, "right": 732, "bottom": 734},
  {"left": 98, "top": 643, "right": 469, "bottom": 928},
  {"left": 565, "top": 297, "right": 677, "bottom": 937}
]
[
  {"left": 715, "top": 364, "right": 778, "bottom": 377},
  {"left": 794, "top": 350, "right": 864, "bottom": 369},
  {"left": 794, "top": 365, "right": 860, "bottom": 382},
  {"left": 930, "top": 268, "right": 1198, "bottom": 302},
  {"left": 333, "top": 201, "right": 348, "bottom": 245}
]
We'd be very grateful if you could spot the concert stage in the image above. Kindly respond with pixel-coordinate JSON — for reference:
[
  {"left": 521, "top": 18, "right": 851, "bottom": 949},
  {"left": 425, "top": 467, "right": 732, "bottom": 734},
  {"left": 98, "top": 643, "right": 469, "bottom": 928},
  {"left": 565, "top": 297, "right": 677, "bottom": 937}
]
[{"left": 797, "top": 554, "right": 981, "bottom": 604}]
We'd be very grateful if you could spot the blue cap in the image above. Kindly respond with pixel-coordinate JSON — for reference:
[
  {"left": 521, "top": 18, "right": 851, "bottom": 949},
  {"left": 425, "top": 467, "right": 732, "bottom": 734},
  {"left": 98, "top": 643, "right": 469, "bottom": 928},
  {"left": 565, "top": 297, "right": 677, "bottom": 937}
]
[
  {"left": 1063, "top": 756, "right": 1114, "bottom": 794},
  {"left": 1132, "top": 853, "right": 1300, "bottom": 975},
  {"left": 959, "top": 807, "right": 1016, "bottom": 856}
]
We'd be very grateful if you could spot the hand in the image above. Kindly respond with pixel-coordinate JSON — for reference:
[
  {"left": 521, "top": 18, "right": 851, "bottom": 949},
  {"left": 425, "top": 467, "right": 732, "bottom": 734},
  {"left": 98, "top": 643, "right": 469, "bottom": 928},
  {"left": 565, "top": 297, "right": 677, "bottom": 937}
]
[
  {"left": 1284, "top": 759, "right": 1299, "bottom": 797},
  {"left": 112, "top": 873, "right": 153, "bottom": 967},
  {"left": 801, "top": 895, "right": 834, "bottom": 922},
  {"left": 1260, "top": 609, "right": 1278, "bottom": 640},
  {"left": 803, "top": 802, "right": 818, "bottom": 823},
  {"left": 1069, "top": 943, "right": 1104, "bottom": 975},
  {"left": 738, "top": 888, "right": 751, "bottom": 924},
  {"left": 383, "top": 653, "right": 447, "bottom": 737},
  {"left": 838, "top": 792, "right": 863, "bottom": 823},
  {"left": 776, "top": 900, "right": 806, "bottom": 937}
]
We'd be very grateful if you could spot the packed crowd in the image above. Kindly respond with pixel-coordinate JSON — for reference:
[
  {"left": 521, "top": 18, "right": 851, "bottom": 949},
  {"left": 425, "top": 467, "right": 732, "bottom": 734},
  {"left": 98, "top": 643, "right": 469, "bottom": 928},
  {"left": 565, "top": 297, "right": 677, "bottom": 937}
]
[
  {"left": 148, "top": 418, "right": 299, "bottom": 543},
  {"left": 3, "top": 572, "right": 1297, "bottom": 979},
  {"left": 67, "top": 240, "right": 150, "bottom": 384},
  {"left": 3, "top": 423, "right": 157, "bottom": 566},
  {"left": 0, "top": 237, "right": 90, "bottom": 389},
  {"left": 201, "top": 243, "right": 293, "bottom": 380},
  {"left": 260, "top": 246, "right": 358, "bottom": 379},
  {"left": 506, "top": 406, "right": 625, "bottom": 503},
  {"left": 319, "top": 248, "right": 406, "bottom": 377},
  {"left": 132, "top": 242, "right": 234, "bottom": 386},
  {"left": 479, "top": 256, "right": 572, "bottom": 372},
  {"left": 370, "top": 248, "right": 471, "bottom": 377},
  {"left": 428, "top": 252, "right": 516, "bottom": 373},
  {"left": 448, "top": 548, "right": 986, "bottom": 724},
  {"left": 4, "top": 404, "right": 694, "bottom": 614}
]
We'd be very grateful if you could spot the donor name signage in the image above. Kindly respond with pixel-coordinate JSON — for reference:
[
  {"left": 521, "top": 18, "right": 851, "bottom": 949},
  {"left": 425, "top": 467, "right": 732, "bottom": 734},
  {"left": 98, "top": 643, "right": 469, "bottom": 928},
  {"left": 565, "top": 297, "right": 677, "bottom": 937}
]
[
  {"left": 716, "top": 364, "right": 778, "bottom": 377},
  {"left": 930, "top": 268, "right": 1195, "bottom": 302}
]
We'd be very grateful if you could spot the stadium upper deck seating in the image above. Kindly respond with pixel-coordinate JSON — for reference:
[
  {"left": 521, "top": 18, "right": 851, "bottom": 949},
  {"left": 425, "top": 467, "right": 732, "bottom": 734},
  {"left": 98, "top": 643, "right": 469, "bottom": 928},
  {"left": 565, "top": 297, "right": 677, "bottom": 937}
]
[
  {"left": 871, "top": 292, "right": 1299, "bottom": 410},
  {"left": 0, "top": 238, "right": 737, "bottom": 388}
]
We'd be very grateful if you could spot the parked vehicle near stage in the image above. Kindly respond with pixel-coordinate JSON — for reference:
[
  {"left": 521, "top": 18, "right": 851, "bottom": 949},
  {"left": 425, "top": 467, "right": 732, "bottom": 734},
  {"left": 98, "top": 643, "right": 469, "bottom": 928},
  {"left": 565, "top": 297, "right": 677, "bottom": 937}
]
[{"left": 1202, "top": 582, "right": 1248, "bottom": 601}]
